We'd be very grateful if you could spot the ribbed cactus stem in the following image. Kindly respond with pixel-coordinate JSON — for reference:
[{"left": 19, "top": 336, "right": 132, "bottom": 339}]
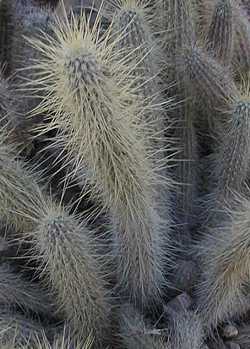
[
  {"left": 28, "top": 12, "right": 169, "bottom": 308},
  {"left": 180, "top": 42, "right": 237, "bottom": 109},
  {"left": 213, "top": 94, "right": 250, "bottom": 204},
  {"left": 9, "top": 1, "right": 54, "bottom": 78},
  {"left": 111, "top": 0, "right": 172, "bottom": 269},
  {"left": 164, "top": 1, "right": 199, "bottom": 239},
  {"left": 0, "top": 140, "right": 110, "bottom": 345},
  {"left": 0, "top": 1, "right": 9, "bottom": 69},
  {"left": 111, "top": 0, "right": 166, "bottom": 145},
  {"left": 233, "top": 4, "right": 250, "bottom": 75},
  {"left": 206, "top": 0, "right": 234, "bottom": 66},
  {"left": 175, "top": 103, "right": 199, "bottom": 238},
  {"left": 163, "top": 0, "right": 197, "bottom": 86},
  {"left": 167, "top": 0, "right": 196, "bottom": 57},
  {"left": 6, "top": 0, "right": 55, "bottom": 132},
  {"left": 196, "top": 195, "right": 250, "bottom": 330}
]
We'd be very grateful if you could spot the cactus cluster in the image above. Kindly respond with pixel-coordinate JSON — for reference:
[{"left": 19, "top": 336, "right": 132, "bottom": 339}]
[{"left": 0, "top": 0, "right": 250, "bottom": 348}]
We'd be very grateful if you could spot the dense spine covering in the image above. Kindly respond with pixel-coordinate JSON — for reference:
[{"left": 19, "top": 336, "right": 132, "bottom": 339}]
[
  {"left": 0, "top": 309, "right": 45, "bottom": 346},
  {"left": 119, "top": 303, "right": 168, "bottom": 349},
  {"left": 0, "top": 142, "right": 46, "bottom": 231},
  {"left": 179, "top": 42, "right": 237, "bottom": 109},
  {"left": 233, "top": 3, "right": 250, "bottom": 75},
  {"left": 211, "top": 93, "right": 250, "bottom": 205},
  {"left": 0, "top": 0, "right": 250, "bottom": 346},
  {"left": 0, "top": 140, "right": 110, "bottom": 346},
  {"left": 167, "top": 0, "right": 196, "bottom": 59},
  {"left": 0, "top": 264, "right": 54, "bottom": 316},
  {"left": 166, "top": 0, "right": 199, "bottom": 240},
  {"left": 195, "top": 195, "right": 250, "bottom": 330},
  {"left": 28, "top": 11, "right": 169, "bottom": 309},
  {"left": 233, "top": 323, "right": 250, "bottom": 348},
  {"left": 28, "top": 332, "right": 94, "bottom": 349},
  {"left": 206, "top": 0, "right": 234, "bottom": 66},
  {"left": 5, "top": 0, "right": 55, "bottom": 140},
  {"left": 8, "top": 1, "right": 54, "bottom": 78},
  {"left": 31, "top": 334, "right": 94, "bottom": 349},
  {"left": 31, "top": 206, "right": 111, "bottom": 344},
  {"left": 108, "top": 0, "right": 171, "bottom": 203},
  {"left": 0, "top": 70, "right": 31, "bottom": 148},
  {"left": 110, "top": 0, "right": 167, "bottom": 143},
  {"left": 168, "top": 309, "right": 205, "bottom": 349}
]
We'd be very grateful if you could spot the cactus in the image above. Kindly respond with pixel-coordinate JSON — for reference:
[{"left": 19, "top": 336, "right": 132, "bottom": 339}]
[
  {"left": 0, "top": 139, "right": 110, "bottom": 345},
  {"left": 0, "top": 70, "right": 32, "bottom": 149},
  {"left": 29, "top": 331, "right": 94, "bottom": 349},
  {"left": 0, "top": 309, "right": 46, "bottom": 347},
  {"left": 0, "top": 263, "right": 54, "bottom": 316},
  {"left": 168, "top": 309, "right": 205, "bottom": 349},
  {"left": 0, "top": 0, "right": 250, "bottom": 348},
  {"left": 4, "top": 0, "right": 55, "bottom": 141},
  {"left": 195, "top": 194, "right": 250, "bottom": 331},
  {"left": 165, "top": 0, "right": 199, "bottom": 243},
  {"left": 110, "top": 0, "right": 166, "bottom": 141},
  {"left": 233, "top": 3, "right": 250, "bottom": 76},
  {"left": 166, "top": 0, "right": 196, "bottom": 58},
  {"left": 7, "top": 1, "right": 54, "bottom": 78},
  {"left": 205, "top": 0, "right": 234, "bottom": 66},
  {"left": 27, "top": 9, "right": 171, "bottom": 309},
  {"left": 178, "top": 42, "right": 237, "bottom": 110},
  {"left": 119, "top": 303, "right": 168, "bottom": 349},
  {"left": 233, "top": 323, "right": 250, "bottom": 349},
  {"left": 210, "top": 83, "right": 250, "bottom": 207}
]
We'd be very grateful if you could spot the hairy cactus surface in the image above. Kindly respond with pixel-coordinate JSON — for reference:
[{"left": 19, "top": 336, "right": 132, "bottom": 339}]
[
  {"left": 211, "top": 84, "right": 250, "bottom": 206},
  {"left": 0, "top": 138, "right": 110, "bottom": 346},
  {"left": 0, "top": 0, "right": 250, "bottom": 348},
  {"left": 27, "top": 9, "right": 171, "bottom": 310},
  {"left": 196, "top": 195, "right": 250, "bottom": 331},
  {"left": 205, "top": 0, "right": 234, "bottom": 66}
]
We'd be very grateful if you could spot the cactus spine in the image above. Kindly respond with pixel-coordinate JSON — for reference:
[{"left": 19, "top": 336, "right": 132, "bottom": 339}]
[
  {"left": 168, "top": 310, "right": 205, "bottom": 349},
  {"left": 119, "top": 303, "right": 168, "bottom": 349},
  {"left": 0, "top": 264, "right": 54, "bottom": 316},
  {"left": 211, "top": 86, "right": 250, "bottom": 205},
  {"left": 196, "top": 195, "right": 250, "bottom": 330},
  {"left": 180, "top": 42, "right": 236, "bottom": 109},
  {"left": 0, "top": 309, "right": 45, "bottom": 347},
  {"left": 28, "top": 10, "right": 169, "bottom": 308},
  {"left": 206, "top": 0, "right": 234, "bottom": 66},
  {"left": 233, "top": 3, "right": 250, "bottom": 76},
  {"left": 0, "top": 139, "right": 110, "bottom": 345},
  {"left": 166, "top": 0, "right": 199, "bottom": 240}
]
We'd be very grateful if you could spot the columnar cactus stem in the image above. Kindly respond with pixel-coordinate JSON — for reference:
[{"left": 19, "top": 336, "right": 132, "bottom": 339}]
[
  {"left": 233, "top": 4, "right": 250, "bottom": 76},
  {"left": 206, "top": 0, "right": 234, "bottom": 66},
  {"left": 196, "top": 195, "right": 250, "bottom": 330},
  {"left": 27, "top": 11, "right": 170, "bottom": 309},
  {"left": 0, "top": 140, "right": 111, "bottom": 345},
  {"left": 179, "top": 42, "right": 237, "bottom": 109},
  {"left": 212, "top": 96, "right": 250, "bottom": 205}
]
